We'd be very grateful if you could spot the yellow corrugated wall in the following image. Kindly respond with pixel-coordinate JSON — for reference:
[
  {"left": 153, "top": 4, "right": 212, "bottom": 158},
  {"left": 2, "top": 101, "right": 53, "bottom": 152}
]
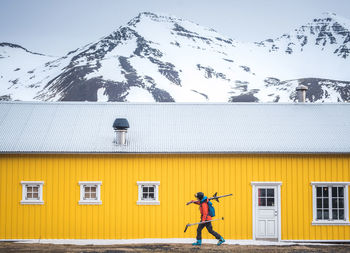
[{"left": 0, "top": 154, "right": 349, "bottom": 240}]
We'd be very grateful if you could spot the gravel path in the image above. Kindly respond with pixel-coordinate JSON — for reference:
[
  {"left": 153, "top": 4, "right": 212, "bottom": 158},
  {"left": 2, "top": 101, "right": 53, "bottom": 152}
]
[{"left": 1, "top": 242, "right": 350, "bottom": 253}]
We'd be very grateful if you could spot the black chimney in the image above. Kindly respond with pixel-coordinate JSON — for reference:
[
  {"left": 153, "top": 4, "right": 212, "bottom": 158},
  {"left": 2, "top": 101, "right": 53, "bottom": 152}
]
[
  {"left": 113, "top": 118, "right": 129, "bottom": 145},
  {"left": 113, "top": 118, "right": 130, "bottom": 130}
]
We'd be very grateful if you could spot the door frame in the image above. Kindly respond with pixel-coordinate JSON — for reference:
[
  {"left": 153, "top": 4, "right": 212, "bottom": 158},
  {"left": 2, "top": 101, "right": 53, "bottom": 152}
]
[{"left": 251, "top": 182, "right": 282, "bottom": 241}]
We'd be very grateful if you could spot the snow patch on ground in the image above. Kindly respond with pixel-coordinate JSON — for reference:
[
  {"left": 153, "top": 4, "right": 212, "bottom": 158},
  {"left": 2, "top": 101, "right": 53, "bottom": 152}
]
[
  {"left": 85, "top": 57, "right": 125, "bottom": 82},
  {"left": 127, "top": 86, "right": 155, "bottom": 102},
  {"left": 97, "top": 87, "right": 108, "bottom": 102},
  {"left": 107, "top": 38, "right": 137, "bottom": 57}
]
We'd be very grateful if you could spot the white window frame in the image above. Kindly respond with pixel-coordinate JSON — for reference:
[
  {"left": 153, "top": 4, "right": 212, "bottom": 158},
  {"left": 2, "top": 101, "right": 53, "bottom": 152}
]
[
  {"left": 20, "top": 181, "right": 44, "bottom": 205},
  {"left": 78, "top": 181, "right": 102, "bottom": 205},
  {"left": 311, "top": 182, "right": 350, "bottom": 225},
  {"left": 137, "top": 181, "right": 160, "bottom": 205}
]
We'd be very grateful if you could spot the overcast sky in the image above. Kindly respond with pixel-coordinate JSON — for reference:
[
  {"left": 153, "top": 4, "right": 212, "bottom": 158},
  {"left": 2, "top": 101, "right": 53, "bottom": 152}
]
[{"left": 2, "top": 0, "right": 350, "bottom": 55}]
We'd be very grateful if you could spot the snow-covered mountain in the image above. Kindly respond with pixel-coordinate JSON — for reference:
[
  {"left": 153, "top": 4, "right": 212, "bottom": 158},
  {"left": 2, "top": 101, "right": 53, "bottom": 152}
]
[
  {"left": 257, "top": 13, "right": 350, "bottom": 58},
  {"left": 0, "top": 43, "right": 54, "bottom": 100},
  {"left": 1, "top": 12, "right": 350, "bottom": 102}
]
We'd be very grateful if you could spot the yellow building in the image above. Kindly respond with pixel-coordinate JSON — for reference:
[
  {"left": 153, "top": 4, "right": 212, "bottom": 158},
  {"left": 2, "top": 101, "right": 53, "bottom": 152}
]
[{"left": 0, "top": 102, "right": 349, "bottom": 242}]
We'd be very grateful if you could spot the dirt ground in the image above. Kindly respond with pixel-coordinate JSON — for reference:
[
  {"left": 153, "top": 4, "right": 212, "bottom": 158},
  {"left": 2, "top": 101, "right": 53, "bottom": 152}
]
[{"left": 0, "top": 242, "right": 350, "bottom": 253}]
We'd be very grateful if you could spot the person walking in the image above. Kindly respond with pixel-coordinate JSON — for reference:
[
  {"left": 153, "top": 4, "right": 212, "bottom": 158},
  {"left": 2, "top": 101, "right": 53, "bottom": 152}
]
[{"left": 191, "top": 192, "right": 225, "bottom": 246}]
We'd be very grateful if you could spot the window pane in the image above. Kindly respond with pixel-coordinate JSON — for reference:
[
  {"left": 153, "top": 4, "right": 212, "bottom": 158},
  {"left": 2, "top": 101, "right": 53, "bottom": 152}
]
[
  {"left": 33, "top": 193, "right": 39, "bottom": 199},
  {"left": 317, "top": 187, "right": 322, "bottom": 197},
  {"left": 323, "top": 187, "right": 328, "bottom": 197},
  {"left": 27, "top": 186, "right": 33, "bottom": 192},
  {"left": 314, "top": 186, "right": 347, "bottom": 221},
  {"left": 149, "top": 193, "right": 154, "bottom": 199},
  {"left": 267, "top": 198, "right": 274, "bottom": 206},
  {"left": 91, "top": 192, "right": 96, "bottom": 199},
  {"left": 332, "top": 209, "right": 338, "bottom": 220},
  {"left": 332, "top": 198, "right": 338, "bottom": 208},
  {"left": 33, "top": 187, "right": 39, "bottom": 193},
  {"left": 149, "top": 187, "right": 154, "bottom": 193},
  {"left": 85, "top": 186, "right": 90, "bottom": 193},
  {"left": 324, "top": 210, "right": 329, "bottom": 219},
  {"left": 27, "top": 192, "right": 33, "bottom": 199},
  {"left": 323, "top": 198, "right": 329, "bottom": 208},
  {"left": 258, "top": 198, "right": 266, "bottom": 206},
  {"left": 85, "top": 192, "right": 90, "bottom": 199},
  {"left": 90, "top": 187, "right": 96, "bottom": 193},
  {"left": 143, "top": 187, "right": 149, "bottom": 193},
  {"left": 143, "top": 193, "right": 148, "bottom": 199},
  {"left": 258, "top": 189, "right": 266, "bottom": 197},
  {"left": 332, "top": 187, "right": 337, "bottom": 197},
  {"left": 267, "top": 189, "right": 274, "bottom": 197}
]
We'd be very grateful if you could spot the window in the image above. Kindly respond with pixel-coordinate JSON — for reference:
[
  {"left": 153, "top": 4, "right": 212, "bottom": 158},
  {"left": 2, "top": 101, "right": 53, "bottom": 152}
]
[
  {"left": 21, "top": 181, "right": 44, "bottom": 204},
  {"left": 79, "top": 181, "right": 102, "bottom": 205},
  {"left": 137, "top": 181, "right": 160, "bottom": 205},
  {"left": 311, "top": 182, "right": 350, "bottom": 225},
  {"left": 258, "top": 188, "right": 275, "bottom": 206}
]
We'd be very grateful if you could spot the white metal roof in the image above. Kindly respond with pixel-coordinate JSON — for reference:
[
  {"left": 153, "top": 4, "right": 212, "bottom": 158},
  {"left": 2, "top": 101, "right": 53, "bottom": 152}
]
[{"left": 0, "top": 102, "right": 349, "bottom": 154}]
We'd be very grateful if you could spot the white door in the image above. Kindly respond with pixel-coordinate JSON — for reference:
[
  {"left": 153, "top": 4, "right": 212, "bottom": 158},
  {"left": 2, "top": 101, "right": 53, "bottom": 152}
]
[{"left": 255, "top": 186, "right": 278, "bottom": 239}]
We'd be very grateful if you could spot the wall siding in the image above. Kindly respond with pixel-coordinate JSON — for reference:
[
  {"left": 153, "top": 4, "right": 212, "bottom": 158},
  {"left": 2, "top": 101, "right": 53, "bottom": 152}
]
[{"left": 0, "top": 154, "right": 349, "bottom": 240}]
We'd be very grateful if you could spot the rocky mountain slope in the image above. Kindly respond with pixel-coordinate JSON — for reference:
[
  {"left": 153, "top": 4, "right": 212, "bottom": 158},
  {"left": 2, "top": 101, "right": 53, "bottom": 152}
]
[{"left": 1, "top": 12, "right": 349, "bottom": 102}]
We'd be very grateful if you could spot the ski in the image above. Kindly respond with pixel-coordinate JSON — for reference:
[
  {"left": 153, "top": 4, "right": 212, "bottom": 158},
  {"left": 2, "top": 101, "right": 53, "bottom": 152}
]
[
  {"left": 184, "top": 217, "right": 224, "bottom": 233},
  {"left": 186, "top": 192, "right": 232, "bottom": 205},
  {"left": 210, "top": 192, "right": 233, "bottom": 202}
]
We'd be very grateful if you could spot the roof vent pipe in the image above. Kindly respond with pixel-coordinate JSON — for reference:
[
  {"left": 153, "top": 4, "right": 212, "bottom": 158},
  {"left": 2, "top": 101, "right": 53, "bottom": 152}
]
[
  {"left": 296, "top": 85, "right": 308, "bottom": 103},
  {"left": 113, "top": 118, "right": 130, "bottom": 145}
]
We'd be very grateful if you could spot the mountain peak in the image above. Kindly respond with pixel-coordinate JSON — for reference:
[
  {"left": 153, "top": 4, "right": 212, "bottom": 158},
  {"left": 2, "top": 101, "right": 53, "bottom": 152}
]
[
  {"left": 124, "top": 11, "right": 224, "bottom": 44},
  {"left": 256, "top": 12, "right": 350, "bottom": 58},
  {"left": 320, "top": 12, "right": 337, "bottom": 19},
  {"left": 138, "top": 11, "right": 163, "bottom": 19},
  {"left": 309, "top": 12, "right": 350, "bottom": 29},
  {"left": 127, "top": 12, "right": 180, "bottom": 27},
  {"left": 0, "top": 42, "right": 46, "bottom": 56},
  {"left": 135, "top": 11, "right": 163, "bottom": 21},
  {"left": 1, "top": 42, "right": 31, "bottom": 52},
  {"left": 322, "top": 12, "right": 337, "bottom": 16}
]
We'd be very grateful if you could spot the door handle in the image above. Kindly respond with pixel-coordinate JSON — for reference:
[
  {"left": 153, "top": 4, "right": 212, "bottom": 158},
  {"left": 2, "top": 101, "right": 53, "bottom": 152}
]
[{"left": 274, "top": 211, "right": 278, "bottom": 216}]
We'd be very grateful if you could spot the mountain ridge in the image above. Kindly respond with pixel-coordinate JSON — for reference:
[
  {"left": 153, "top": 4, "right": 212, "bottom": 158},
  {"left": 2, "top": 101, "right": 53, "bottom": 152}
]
[
  {"left": 256, "top": 12, "right": 350, "bottom": 59},
  {"left": 1, "top": 12, "right": 350, "bottom": 102}
]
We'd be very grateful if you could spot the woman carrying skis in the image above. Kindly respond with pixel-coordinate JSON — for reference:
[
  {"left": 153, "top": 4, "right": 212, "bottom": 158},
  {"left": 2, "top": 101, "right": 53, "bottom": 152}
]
[{"left": 191, "top": 192, "right": 225, "bottom": 246}]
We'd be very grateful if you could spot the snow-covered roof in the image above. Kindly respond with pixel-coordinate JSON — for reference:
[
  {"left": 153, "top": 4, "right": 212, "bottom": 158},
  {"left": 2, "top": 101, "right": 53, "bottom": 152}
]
[{"left": 0, "top": 102, "right": 349, "bottom": 154}]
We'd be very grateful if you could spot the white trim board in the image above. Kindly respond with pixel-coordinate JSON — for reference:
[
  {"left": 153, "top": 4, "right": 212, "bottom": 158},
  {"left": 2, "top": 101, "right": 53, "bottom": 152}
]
[
  {"left": 1, "top": 239, "right": 348, "bottom": 246},
  {"left": 251, "top": 182, "right": 282, "bottom": 186},
  {"left": 311, "top": 182, "right": 350, "bottom": 185},
  {"left": 281, "top": 240, "right": 350, "bottom": 243}
]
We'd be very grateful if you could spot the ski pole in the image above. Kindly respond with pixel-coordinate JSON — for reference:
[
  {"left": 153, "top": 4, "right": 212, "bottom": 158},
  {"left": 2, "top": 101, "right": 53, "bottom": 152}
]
[{"left": 184, "top": 217, "right": 224, "bottom": 233}]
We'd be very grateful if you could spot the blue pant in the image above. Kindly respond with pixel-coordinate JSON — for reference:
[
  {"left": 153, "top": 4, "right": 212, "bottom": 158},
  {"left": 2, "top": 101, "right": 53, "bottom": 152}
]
[{"left": 196, "top": 222, "right": 221, "bottom": 240}]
